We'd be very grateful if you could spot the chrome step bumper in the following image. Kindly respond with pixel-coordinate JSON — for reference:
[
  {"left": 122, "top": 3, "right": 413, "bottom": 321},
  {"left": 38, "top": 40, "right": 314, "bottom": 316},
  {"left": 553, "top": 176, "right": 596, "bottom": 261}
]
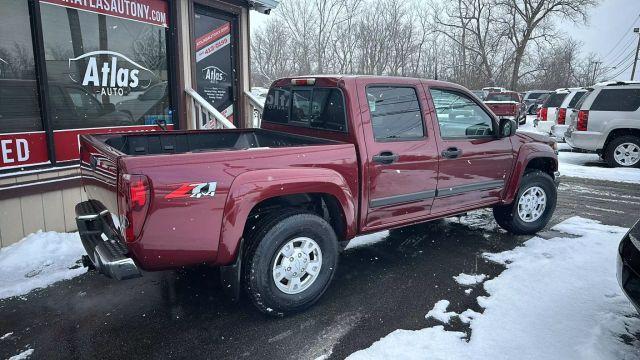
[{"left": 75, "top": 200, "right": 141, "bottom": 280}]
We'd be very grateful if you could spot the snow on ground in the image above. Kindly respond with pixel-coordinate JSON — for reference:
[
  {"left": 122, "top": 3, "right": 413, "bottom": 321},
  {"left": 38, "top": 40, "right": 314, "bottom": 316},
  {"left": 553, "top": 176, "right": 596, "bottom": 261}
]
[
  {"left": 0, "top": 231, "right": 86, "bottom": 299},
  {"left": 348, "top": 217, "right": 640, "bottom": 360},
  {"left": 558, "top": 151, "right": 640, "bottom": 184},
  {"left": 518, "top": 115, "right": 640, "bottom": 184},
  {"left": 344, "top": 231, "right": 390, "bottom": 250},
  {"left": 8, "top": 348, "right": 34, "bottom": 360},
  {"left": 453, "top": 273, "right": 487, "bottom": 286}
]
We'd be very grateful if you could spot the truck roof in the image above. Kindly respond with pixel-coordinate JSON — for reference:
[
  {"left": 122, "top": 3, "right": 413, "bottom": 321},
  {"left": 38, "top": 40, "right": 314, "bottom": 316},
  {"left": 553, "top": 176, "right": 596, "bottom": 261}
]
[{"left": 271, "top": 75, "right": 467, "bottom": 91}]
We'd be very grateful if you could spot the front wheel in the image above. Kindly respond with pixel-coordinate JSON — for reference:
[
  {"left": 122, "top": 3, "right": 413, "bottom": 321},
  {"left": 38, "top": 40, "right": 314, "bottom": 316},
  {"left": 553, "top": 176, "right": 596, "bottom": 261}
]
[
  {"left": 493, "top": 170, "right": 557, "bottom": 235},
  {"left": 243, "top": 211, "right": 339, "bottom": 316}
]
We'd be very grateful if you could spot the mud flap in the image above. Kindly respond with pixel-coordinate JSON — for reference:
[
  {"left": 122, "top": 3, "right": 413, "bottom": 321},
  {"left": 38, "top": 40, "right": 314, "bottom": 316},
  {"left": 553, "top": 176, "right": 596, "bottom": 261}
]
[{"left": 220, "top": 241, "right": 243, "bottom": 302}]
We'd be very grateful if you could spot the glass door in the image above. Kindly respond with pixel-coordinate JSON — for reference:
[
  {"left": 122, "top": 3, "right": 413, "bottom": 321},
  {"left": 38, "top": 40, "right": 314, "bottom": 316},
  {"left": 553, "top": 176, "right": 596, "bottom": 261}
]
[{"left": 193, "top": 5, "right": 237, "bottom": 125}]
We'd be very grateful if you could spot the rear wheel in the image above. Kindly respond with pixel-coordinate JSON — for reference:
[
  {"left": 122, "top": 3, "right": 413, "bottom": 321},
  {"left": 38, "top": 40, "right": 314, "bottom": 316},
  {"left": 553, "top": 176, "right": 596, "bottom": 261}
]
[
  {"left": 242, "top": 210, "right": 339, "bottom": 316},
  {"left": 604, "top": 135, "right": 640, "bottom": 168},
  {"left": 493, "top": 170, "right": 557, "bottom": 235}
]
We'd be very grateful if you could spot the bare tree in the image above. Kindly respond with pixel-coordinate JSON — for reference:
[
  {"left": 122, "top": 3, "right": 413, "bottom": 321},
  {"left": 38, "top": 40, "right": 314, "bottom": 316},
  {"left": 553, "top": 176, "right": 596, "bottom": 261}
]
[{"left": 498, "top": 0, "right": 597, "bottom": 90}]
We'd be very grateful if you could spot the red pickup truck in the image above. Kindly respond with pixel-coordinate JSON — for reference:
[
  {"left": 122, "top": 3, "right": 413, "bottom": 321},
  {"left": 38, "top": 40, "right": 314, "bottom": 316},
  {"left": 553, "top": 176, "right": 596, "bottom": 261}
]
[
  {"left": 484, "top": 91, "right": 522, "bottom": 122},
  {"left": 76, "top": 76, "right": 559, "bottom": 316}
]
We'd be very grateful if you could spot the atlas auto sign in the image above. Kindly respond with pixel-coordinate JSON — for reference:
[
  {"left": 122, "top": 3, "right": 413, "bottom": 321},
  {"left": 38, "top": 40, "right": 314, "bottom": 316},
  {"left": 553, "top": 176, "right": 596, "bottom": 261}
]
[{"left": 68, "top": 50, "right": 155, "bottom": 96}]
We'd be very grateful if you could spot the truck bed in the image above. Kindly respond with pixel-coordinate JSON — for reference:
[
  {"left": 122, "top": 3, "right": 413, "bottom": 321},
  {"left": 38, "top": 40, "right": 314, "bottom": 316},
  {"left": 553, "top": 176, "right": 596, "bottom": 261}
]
[
  {"left": 100, "top": 128, "right": 338, "bottom": 156},
  {"left": 79, "top": 128, "right": 359, "bottom": 270}
]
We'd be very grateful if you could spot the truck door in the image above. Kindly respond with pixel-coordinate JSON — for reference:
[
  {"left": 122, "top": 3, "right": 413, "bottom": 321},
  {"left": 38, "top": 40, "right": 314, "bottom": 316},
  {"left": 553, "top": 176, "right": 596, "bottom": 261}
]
[
  {"left": 357, "top": 79, "right": 439, "bottom": 231},
  {"left": 427, "top": 87, "right": 514, "bottom": 214}
]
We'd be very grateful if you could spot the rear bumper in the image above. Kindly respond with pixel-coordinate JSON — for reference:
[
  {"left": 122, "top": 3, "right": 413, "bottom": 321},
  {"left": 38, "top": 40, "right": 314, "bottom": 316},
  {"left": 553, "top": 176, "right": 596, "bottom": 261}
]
[
  {"left": 535, "top": 120, "right": 553, "bottom": 134},
  {"left": 565, "top": 130, "right": 603, "bottom": 152},
  {"left": 618, "top": 230, "right": 640, "bottom": 312},
  {"left": 551, "top": 124, "right": 568, "bottom": 140},
  {"left": 75, "top": 200, "right": 141, "bottom": 280}
]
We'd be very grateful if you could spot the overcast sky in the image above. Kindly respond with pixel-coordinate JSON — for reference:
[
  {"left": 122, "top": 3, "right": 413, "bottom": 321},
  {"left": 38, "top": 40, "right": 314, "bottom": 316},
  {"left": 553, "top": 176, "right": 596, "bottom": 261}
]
[{"left": 250, "top": 0, "right": 640, "bottom": 81}]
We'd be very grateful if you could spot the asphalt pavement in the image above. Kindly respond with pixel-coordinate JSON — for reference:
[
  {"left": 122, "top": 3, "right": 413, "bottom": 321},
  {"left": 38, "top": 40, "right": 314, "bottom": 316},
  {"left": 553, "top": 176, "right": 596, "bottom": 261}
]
[{"left": 1, "top": 176, "right": 639, "bottom": 360}]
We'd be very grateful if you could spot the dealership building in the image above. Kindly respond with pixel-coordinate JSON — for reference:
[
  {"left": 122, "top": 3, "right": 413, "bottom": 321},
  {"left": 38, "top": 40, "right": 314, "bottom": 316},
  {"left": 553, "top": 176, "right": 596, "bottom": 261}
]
[{"left": 0, "top": 0, "right": 274, "bottom": 247}]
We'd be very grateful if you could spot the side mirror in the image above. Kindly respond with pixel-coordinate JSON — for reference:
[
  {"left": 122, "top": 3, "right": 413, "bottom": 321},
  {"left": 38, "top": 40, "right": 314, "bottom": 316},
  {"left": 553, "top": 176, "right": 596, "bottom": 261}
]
[{"left": 498, "top": 118, "right": 517, "bottom": 137}]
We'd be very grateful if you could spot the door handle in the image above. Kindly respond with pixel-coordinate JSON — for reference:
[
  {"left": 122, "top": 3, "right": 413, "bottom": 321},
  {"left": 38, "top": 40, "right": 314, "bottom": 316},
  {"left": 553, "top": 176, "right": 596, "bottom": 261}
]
[
  {"left": 372, "top": 151, "right": 398, "bottom": 165},
  {"left": 441, "top": 147, "right": 462, "bottom": 159}
]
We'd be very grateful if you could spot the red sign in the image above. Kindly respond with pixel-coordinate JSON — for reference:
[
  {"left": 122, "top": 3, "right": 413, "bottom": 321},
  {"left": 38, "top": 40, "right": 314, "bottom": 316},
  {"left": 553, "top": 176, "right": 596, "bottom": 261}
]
[
  {"left": 40, "top": 0, "right": 169, "bottom": 27},
  {"left": 0, "top": 132, "right": 50, "bottom": 170},
  {"left": 195, "top": 23, "right": 230, "bottom": 50},
  {"left": 53, "top": 125, "right": 174, "bottom": 162}
]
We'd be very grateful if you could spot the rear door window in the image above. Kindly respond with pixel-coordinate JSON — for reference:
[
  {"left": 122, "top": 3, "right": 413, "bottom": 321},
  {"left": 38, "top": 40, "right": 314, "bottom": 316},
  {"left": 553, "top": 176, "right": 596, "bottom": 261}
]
[
  {"left": 590, "top": 89, "right": 640, "bottom": 111},
  {"left": 367, "top": 86, "right": 424, "bottom": 141}
]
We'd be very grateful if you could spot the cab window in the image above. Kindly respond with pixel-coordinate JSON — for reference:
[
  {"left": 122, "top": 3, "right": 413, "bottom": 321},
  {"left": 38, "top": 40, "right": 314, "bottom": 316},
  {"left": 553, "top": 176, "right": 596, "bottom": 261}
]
[
  {"left": 430, "top": 89, "right": 494, "bottom": 139},
  {"left": 366, "top": 86, "right": 424, "bottom": 141}
]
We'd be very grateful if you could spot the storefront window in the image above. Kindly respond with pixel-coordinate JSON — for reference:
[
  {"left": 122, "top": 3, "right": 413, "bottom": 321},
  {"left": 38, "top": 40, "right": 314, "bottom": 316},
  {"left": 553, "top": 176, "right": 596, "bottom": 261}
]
[
  {"left": 0, "top": 0, "right": 41, "bottom": 134},
  {"left": 39, "top": 0, "right": 171, "bottom": 130},
  {"left": 0, "top": 0, "right": 49, "bottom": 170}
]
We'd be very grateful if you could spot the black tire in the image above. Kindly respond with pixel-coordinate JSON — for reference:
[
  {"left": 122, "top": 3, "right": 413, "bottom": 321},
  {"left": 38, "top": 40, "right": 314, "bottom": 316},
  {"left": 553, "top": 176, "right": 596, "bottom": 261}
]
[
  {"left": 493, "top": 170, "right": 557, "bottom": 235},
  {"left": 604, "top": 135, "right": 640, "bottom": 168},
  {"left": 242, "top": 210, "right": 339, "bottom": 316}
]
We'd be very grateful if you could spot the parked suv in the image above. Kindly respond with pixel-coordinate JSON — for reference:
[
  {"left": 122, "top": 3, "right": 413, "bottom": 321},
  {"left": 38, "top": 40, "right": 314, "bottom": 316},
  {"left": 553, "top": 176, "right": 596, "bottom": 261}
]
[
  {"left": 521, "top": 90, "right": 551, "bottom": 117},
  {"left": 566, "top": 81, "right": 640, "bottom": 167},
  {"left": 551, "top": 88, "right": 587, "bottom": 141},
  {"left": 535, "top": 89, "right": 573, "bottom": 135}
]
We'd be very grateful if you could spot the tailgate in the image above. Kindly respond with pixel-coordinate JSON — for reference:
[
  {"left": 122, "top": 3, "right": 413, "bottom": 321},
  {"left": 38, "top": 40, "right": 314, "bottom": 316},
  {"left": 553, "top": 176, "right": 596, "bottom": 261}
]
[{"left": 79, "top": 135, "right": 122, "bottom": 228}]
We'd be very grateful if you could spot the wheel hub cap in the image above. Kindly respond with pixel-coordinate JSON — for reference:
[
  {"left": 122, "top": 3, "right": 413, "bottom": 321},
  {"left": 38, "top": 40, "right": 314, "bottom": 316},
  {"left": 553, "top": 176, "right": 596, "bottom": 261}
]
[
  {"left": 517, "top": 186, "right": 547, "bottom": 223},
  {"left": 272, "top": 237, "right": 322, "bottom": 295},
  {"left": 614, "top": 143, "right": 640, "bottom": 166}
]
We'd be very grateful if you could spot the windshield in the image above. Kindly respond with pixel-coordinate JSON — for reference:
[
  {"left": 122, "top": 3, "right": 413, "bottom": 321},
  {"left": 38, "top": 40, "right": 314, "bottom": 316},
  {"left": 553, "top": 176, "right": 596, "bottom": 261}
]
[
  {"left": 544, "top": 93, "right": 568, "bottom": 108},
  {"left": 567, "top": 91, "right": 587, "bottom": 108},
  {"left": 485, "top": 93, "right": 519, "bottom": 102},
  {"left": 526, "top": 92, "right": 548, "bottom": 100}
]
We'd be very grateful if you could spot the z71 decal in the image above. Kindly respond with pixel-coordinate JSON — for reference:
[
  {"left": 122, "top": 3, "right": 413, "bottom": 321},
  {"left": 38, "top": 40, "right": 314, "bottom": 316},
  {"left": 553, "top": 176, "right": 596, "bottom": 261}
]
[{"left": 165, "top": 182, "right": 217, "bottom": 199}]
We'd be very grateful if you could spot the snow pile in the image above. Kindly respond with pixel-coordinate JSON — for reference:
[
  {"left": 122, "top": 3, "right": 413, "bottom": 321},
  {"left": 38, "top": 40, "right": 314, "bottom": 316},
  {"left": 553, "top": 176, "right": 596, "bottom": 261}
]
[
  {"left": 345, "top": 231, "right": 389, "bottom": 250},
  {"left": 348, "top": 217, "right": 640, "bottom": 360},
  {"left": 0, "top": 231, "right": 86, "bottom": 299},
  {"left": 8, "top": 349, "right": 34, "bottom": 360},
  {"left": 453, "top": 273, "right": 487, "bottom": 286},
  {"left": 425, "top": 300, "right": 458, "bottom": 324},
  {"left": 426, "top": 300, "right": 482, "bottom": 325},
  {"left": 558, "top": 151, "right": 640, "bottom": 184}
]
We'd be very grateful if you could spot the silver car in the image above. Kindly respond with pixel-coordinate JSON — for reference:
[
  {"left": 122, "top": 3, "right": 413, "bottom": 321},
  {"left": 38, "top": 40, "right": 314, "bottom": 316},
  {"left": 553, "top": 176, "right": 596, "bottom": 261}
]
[{"left": 565, "top": 81, "right": 640, "bottom": 167}]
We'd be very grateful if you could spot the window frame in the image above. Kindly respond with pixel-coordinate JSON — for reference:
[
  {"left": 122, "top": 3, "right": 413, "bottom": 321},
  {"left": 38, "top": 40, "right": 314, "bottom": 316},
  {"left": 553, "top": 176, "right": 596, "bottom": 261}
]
[
  {"left": 365, "top": 84, "right": 427, "bottom": 143},
  {"left": 429, "top": 87, "right": 498, "bottom": 140},
  {"left": 262, "top": 86, "right": 349, "bottom": 134}
]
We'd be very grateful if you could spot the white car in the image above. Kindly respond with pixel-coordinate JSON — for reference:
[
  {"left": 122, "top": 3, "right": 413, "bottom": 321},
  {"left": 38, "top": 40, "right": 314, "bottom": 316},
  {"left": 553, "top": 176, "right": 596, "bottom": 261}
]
[
  {"left": 534, "top": 88, "right": 575, "bottom": 135},
  {"left": 551, "top": 88, "right": 588, "bottom": 140},
  {"left": 565, "top": 81, "right": 640, "bottom": 167}
]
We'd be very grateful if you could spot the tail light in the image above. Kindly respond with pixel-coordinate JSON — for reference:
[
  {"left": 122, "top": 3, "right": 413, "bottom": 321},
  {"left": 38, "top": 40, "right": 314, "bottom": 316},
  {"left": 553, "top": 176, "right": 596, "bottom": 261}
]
[
  {"left": 557, "top": 108, "right": 567, "bottom": 125},
  {"left": 118, "top": 173, "right": 151, "bottom": 243},
  {"left": 577, "top": 110, "right": 589, "bottom": 131},
  {"left": 291, "top": 78, "right": 315, "bottom": 86},
  {"left": 539, "top": 107, "right": 548, "bottom": 121}
]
